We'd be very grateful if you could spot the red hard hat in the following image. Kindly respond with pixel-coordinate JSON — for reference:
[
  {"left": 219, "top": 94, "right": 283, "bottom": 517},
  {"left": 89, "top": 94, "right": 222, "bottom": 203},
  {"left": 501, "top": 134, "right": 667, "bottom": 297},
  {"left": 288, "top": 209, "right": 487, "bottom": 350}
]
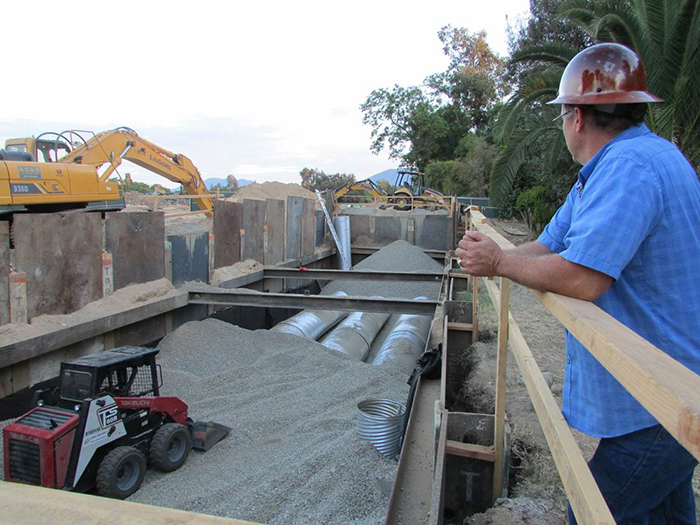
[{"left": 548, "top": 43, "right": 662, "bottom": 105}]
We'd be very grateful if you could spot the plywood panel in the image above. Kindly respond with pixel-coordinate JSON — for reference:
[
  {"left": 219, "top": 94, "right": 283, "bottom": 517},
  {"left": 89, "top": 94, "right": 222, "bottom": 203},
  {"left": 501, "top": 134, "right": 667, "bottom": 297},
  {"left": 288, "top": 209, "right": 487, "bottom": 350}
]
[
  {"left": 14, "top": 213, "right": 102, "bottom": 319},
  {"left": 105, "top": 212, "right": 165, "bottom": 291},
  {"left": 0, "top": 221, "right": 9, "bottom": 325},
  {"left": 242, "top": 199, "right": 265, "bottom": 263},
  {"left": 265, "top": 199, "right": 284, "bottom": 265},
  {"left": 301, "top": 198, "right": 315, "bottom": 257},
  {"left": 213, "top": 200, "right": 242, "bottom": 269}
]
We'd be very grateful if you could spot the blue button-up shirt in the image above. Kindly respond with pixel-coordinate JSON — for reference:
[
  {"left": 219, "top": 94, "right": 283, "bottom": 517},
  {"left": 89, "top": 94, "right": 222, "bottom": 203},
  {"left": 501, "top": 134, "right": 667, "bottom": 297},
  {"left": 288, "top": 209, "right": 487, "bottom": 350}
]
[{"left": 538, "top": 123, "right": 700, "bottom": 438}]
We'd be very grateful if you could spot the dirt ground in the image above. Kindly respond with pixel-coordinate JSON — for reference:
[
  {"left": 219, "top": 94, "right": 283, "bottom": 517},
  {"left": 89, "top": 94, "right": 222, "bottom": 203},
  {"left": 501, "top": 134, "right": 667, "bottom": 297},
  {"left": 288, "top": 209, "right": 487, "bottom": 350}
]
[{"left": 461, "top": 218, "right": 700, "bottom": 524}]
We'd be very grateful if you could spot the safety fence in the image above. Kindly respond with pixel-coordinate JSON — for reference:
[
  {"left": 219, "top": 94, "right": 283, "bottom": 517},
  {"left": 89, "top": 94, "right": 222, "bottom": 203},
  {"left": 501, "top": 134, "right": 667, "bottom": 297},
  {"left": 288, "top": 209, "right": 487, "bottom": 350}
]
[{"left": 464, "top": 208, "right": 700, "bottom": 523}]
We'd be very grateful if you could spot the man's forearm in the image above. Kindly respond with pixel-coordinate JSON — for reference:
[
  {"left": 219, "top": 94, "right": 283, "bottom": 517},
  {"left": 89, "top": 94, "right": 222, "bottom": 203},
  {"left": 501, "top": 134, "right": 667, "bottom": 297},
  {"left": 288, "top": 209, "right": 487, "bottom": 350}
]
[
  {"left": 496, "top": 251, "right": 612, "bottom": 301},
  {"left": 507, "top": 240, "right": 553, "bottom": 257}
]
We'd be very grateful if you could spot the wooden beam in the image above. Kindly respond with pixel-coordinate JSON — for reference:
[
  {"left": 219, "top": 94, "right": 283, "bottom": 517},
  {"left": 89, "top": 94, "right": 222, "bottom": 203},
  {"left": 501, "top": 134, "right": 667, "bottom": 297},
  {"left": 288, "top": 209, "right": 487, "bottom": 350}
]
[
  {"left": 492, "top": 277, "right": 511, "bottom": 503},
  {"left": 0, "top": 481, "right": 254, "bottom": 524},
  {"left": 482, "top": 277, "right": 614, "bottom": 524},
  {"left": 470, "top": 209, "right": 700, "bottom": 462},
  {"left": 471, "top": 269, "right": 479, "bottom": 344},
  {"left": 447, "top": 322, "right": 473, "bottom": 332},
  {"left": 262, "top": 268, "right": 443, "bottom": 282},
  {"left": 445, "top": 440, "right": 495, "bottom": 462}
]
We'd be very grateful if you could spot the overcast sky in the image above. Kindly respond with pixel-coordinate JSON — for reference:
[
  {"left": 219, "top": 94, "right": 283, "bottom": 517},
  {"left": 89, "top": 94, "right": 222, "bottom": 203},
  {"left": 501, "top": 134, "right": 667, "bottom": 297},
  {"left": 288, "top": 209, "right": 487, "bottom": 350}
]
[{"left": 1, "top": 0, "right": 530, "bottom": 188}]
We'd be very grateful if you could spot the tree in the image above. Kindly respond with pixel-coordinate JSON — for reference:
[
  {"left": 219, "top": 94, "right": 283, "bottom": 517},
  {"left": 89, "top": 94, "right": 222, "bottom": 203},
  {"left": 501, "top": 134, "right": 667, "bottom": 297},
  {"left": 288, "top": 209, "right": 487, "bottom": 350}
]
[
  {"left": 426, "top": 135, "right": 498, "bottom": 196},
  {"left": 226, "top": 174, "right": 238, "bottom": 191},
  {"left": 490, "top": 0, "right": 700, "bottom": 211},
  {"left": 299, "top": 168, "right": 354, "bottom": 191},
  {"left": 361, "top": 27, "right": 504, "bottom": 171}
]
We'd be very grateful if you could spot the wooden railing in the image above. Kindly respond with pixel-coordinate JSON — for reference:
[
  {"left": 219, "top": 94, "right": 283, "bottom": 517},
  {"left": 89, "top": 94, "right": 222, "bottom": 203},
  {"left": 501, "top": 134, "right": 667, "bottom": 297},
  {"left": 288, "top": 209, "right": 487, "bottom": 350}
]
[{"left": 466, "top": 208, "right": 700, "bottom": 523}]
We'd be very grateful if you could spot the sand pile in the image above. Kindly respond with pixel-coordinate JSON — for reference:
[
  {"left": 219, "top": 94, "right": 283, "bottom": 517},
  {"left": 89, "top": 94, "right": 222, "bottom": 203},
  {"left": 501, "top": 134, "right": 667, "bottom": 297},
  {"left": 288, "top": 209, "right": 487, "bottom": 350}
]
[
  {"left": 130, "top": 318, "right": 408, "bottom": 523},
  {"left": 228, "top": 182, "right": 321, "bottom": 210}
]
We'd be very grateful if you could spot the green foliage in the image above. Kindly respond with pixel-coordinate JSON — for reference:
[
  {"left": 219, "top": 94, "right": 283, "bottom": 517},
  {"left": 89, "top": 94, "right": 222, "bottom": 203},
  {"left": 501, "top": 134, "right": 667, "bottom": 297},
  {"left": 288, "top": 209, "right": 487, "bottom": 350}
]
[
  {"left": 299, "top": 168, "right": 354, "bottom": 191},
  {"left": 559, "top": 0, "right": 700, "bottom": 166},
  {"left": 109, "top": 175, "right": 158, "bottom": 194},
  {"left": 426, "top": 135, "right": 497, "bottom": 196},
  {"left": 516, "top": 186, "right": 556, "bottom": 233},
  {"left": 360, "top": 27, "right": 504, "bottom": 171}
]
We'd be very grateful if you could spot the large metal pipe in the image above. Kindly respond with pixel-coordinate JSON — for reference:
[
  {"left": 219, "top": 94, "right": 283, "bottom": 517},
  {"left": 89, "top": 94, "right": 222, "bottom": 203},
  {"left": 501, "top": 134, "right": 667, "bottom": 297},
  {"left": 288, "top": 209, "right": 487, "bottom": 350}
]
[
  {"left": 334, "top": 216, "right": 352, "bottom": 271},
  {"left": 370, "top": 297, "right": 432, "bottom": 374},
  {"left": 321, "top": 298, "right": 390, "bottom": 361},
  {"left": 271, "top": 291, "right": 349, "bottom": 340}
]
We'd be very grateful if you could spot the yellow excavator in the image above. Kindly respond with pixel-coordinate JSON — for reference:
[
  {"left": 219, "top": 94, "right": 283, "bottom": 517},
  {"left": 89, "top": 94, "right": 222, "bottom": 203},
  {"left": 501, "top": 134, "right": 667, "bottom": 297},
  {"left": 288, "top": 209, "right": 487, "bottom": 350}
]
[
  {"left": 1, "top": 128, "right": 213, "bottom": 217},
  {"left": 335, "top": 169, "right": 449, "bottom": 210}
]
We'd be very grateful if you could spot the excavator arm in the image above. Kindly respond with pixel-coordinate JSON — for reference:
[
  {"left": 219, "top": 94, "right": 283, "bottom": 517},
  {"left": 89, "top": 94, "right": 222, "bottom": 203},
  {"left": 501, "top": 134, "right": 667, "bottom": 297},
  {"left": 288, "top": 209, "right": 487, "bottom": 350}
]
[{"left": 60, "top": 127, "right": 213, "bottom": 217}]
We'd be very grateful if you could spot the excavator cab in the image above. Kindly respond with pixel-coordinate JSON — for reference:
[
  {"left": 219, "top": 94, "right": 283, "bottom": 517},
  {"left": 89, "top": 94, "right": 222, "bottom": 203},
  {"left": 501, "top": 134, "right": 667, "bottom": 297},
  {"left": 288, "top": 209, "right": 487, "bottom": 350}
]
[{"left": 4, "top": 135, "right": 72, "bottom": 163}]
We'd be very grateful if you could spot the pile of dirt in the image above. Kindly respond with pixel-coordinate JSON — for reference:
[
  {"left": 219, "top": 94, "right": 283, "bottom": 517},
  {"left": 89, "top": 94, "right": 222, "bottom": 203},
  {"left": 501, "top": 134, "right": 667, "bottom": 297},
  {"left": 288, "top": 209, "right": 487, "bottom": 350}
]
[{"left": 227, "top": 182, "right": 321, "bottom": 210}]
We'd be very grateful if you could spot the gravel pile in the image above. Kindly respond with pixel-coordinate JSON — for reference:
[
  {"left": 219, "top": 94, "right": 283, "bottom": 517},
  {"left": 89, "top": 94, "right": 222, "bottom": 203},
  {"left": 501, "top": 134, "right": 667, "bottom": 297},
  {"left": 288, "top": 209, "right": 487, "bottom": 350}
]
[
  {"left": 131, "top": 318, "right": 409, "bottom": 523},
  {"left": 322, "top": 240, "right": 444, "bottom": 300}
]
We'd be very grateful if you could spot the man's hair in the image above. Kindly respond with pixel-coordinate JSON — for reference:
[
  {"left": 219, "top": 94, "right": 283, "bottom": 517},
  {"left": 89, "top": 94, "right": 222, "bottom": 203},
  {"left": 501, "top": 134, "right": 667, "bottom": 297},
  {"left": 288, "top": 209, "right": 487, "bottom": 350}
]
[{"left": 565, "top": 103, "right": 647, "bottom": 134}]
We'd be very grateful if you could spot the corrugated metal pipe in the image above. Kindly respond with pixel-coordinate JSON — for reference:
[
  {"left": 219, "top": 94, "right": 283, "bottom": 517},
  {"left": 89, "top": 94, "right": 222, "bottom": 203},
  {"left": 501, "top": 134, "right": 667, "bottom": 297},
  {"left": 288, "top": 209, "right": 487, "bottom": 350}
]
[
  {"left": 271, "top": 291, "right": 349, "bottom": 340},
  {"left": 356, "top": 398, "right": 406, "bottom": 459},
  {"left": 334, "top": 216, "right": 352, "bottom": 271},
  {"left": 369, "top": 296, "right": 432, "bottom": 374},
  {"left": 320, "top": 299, "right": 390, "bottom": 361}
]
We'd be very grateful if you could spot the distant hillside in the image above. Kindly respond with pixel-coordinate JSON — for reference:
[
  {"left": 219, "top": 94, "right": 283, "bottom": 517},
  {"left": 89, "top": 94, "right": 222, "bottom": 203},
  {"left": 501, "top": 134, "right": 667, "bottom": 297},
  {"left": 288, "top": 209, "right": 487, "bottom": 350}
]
[
  {"left": 369, "top": 169, "right": 397, "bottom": 184},
  {"left": 204, "top": 177, "right": 254, "bottom": 189}
]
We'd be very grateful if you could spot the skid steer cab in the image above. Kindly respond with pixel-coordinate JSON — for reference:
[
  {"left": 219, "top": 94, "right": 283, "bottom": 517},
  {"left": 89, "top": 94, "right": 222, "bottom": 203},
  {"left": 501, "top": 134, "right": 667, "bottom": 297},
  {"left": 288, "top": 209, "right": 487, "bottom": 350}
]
[{"left": 3, "top": 346, "right": 230, "bottom": 499}]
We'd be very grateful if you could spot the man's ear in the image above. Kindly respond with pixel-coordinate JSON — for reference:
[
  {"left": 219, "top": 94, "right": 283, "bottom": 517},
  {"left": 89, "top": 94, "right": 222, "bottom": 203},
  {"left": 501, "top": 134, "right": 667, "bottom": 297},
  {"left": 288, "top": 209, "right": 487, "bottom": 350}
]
[{"left": 574, "top": 106, "right": 586, "bottom": 132}]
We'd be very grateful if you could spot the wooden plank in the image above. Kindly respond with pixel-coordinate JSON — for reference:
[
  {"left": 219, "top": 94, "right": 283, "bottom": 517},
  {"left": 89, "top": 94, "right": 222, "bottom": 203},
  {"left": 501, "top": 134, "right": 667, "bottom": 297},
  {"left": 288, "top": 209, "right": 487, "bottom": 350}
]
[
  {"left": 470, "top": 209, "right": 700, "bottom": 462},
  {"left": 0, "top": 292, "right": 189, "bottom": 369},
  {"left": 0, "top": 481, "right": 253, "bottom": 524},
  {"left": 492, "top": 277, "right": 510, "bottom": 502},
  {"left": 445, "top": 440, "right": 495, "bottom": 462},
  {"left": 448, "top": 272, "right": 469, "bottom": 279},
  {"left": 482, "top": 277, "right": 614, "bottom": 524},
  {"left": 105, "top": 212, "right": 165, "bottom": 291},
  {"left": 15, "top": 213, "right": 102, "bottom": 318},
  {"left": 213, "top": 200, "right": 242, "bottom": 269},
  {"left": 447, "top": 322, "right": 473, "bottom": 331},
  {"left": 472, "top": 272, "right": 479, "bottom": 344}
]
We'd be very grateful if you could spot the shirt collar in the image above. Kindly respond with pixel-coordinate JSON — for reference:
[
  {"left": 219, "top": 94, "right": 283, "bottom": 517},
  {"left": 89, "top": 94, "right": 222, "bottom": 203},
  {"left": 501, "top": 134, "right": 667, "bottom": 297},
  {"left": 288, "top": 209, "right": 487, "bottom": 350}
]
[{"left": 578, "top": 123, "right": 651, "bottom": 186}]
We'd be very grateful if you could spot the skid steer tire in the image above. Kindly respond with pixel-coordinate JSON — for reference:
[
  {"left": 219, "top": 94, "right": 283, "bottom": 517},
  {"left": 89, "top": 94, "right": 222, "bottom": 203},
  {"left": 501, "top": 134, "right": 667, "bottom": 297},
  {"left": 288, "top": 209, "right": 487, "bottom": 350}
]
[
  {"left": 96, "top": 446, "right": 147, "bottom": 499},
  {"left": 150, "top": 423, "right": 192, "bottom": 472}
]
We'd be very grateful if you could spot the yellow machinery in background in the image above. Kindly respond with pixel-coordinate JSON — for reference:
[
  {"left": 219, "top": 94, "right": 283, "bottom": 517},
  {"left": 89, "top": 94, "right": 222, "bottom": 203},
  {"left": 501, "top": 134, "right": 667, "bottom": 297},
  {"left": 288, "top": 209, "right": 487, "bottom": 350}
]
[
  {"left": 335, "top": 169, "right": 450, "bottom": 210},
  {"left": 1, "top": 127, "right": 213, "bottom": 216}
]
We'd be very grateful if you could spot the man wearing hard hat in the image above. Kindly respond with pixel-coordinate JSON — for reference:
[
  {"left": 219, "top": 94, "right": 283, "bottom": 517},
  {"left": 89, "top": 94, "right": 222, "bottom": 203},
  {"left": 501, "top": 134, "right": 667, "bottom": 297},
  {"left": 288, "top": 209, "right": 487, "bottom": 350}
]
[{"left": 456, "top": 43, "right": 700, "bottom": 523}]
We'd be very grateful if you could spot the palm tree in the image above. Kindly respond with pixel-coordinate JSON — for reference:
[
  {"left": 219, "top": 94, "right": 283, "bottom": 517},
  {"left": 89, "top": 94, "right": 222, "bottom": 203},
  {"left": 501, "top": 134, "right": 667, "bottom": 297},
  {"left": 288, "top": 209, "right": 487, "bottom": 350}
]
[
  {"left": 561, "top": 0, "right": 700, "bottom": 164},
  {"left": 491, "top": 0, "right": 700, "bottom": 204}
]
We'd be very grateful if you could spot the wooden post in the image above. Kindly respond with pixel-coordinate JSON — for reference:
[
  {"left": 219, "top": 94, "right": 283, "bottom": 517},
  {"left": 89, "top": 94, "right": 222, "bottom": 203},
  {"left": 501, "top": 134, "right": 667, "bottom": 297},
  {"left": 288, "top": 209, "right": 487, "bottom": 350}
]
[
  {"left": 164, "top": 241, "right": 172, "bottom": 283},
  {"left": 152, "top": 193, "right": 158, "bottom": 212},
  {"left": 472, "top": 275, "right": 479, "bottom": 344},
  {"left": 492, "top": 276, "right": 511, "bottom": 502},
  {"left": 102, "top": 252, "right": 113, "bottom": 297},
  {"left": 9, "top": 272, "right": 27, "bottom": 324}
]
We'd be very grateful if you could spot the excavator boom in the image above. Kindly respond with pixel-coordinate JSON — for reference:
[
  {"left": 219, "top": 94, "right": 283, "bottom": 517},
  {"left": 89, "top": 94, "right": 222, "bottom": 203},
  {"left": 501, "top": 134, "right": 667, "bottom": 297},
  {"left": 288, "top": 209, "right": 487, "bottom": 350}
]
[{"left": 60, "top": 128, "right": 213, "bottom": 217}]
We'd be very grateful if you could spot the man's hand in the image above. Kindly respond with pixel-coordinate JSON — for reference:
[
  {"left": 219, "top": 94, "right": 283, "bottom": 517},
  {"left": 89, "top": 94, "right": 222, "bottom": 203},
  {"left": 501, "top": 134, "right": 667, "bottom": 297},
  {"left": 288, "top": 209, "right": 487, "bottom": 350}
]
[{"left": 455, "top": 231, "right": 504, "bottom": 277}]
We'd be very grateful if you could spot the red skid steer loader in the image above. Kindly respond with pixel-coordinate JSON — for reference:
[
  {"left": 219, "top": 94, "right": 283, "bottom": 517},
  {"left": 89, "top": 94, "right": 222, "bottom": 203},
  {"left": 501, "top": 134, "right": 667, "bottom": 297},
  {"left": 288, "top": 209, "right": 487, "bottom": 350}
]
[{"left": 3, "top": 346, "right": 229, "bottom": 499}]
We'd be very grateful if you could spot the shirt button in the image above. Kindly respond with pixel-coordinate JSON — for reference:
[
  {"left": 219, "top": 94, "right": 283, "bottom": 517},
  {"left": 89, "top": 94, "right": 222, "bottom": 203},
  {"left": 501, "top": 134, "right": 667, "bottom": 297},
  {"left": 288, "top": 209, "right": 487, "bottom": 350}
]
[{"left": 566, "top": 358, "right": 571, "bottom": 364}]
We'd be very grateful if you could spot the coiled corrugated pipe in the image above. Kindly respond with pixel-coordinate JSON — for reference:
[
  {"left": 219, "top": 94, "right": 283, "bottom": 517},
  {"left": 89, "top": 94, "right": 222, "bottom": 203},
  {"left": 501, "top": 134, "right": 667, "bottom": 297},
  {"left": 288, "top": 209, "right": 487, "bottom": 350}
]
[
  {"left": 334, "top": 216, "right": 352, "bottom": 271},
  {"left": 271, "top": 291, "right": 348, "bottom": 340},
  {"left": 370, "top": 296, "right": 432, "bottom": 374},
  {"left": 320, "top": 299, "right": 390, "bottom": 361},
  {"left": 357, "top": 398, "right": 406, "bottom": 459}
]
